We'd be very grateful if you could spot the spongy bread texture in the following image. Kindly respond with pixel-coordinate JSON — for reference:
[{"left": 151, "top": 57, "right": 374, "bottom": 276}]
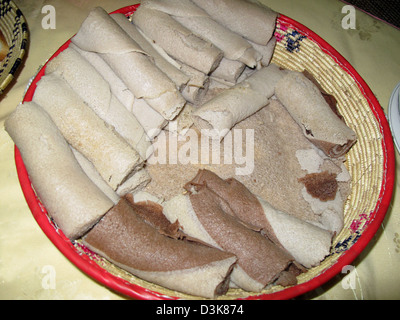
[{"left": 5, "top": 102, "right": 114, "bottom": 239}]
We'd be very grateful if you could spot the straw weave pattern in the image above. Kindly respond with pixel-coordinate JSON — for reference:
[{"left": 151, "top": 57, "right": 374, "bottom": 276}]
[{"left": 0, "top": 0, "right": 28, "bottom": 94}]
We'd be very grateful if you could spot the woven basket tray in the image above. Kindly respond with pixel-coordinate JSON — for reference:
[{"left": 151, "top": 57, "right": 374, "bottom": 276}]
[
  {"left": 0, "top": 0, "right": 28, "bottom": 95},
  {"left": 15, "top": 5, "right": 395, "bottom": 300}
]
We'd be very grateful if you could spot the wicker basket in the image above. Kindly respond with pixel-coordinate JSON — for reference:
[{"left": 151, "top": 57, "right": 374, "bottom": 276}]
[
  {"left": 15, "top": 6, "right": 395, "bottom": 300},
  {"left": 0, "top": 0, "right": 28, "bottom": 95}
]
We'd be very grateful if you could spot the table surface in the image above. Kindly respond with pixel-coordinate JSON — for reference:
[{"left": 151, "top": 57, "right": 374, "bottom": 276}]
[{"left": 0, "top": 0, "right": 399, "bottom": 300}]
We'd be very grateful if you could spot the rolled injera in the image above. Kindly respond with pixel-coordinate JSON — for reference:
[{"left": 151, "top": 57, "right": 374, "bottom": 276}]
[
  {"left": 163, "top": 187, "right": 300, "bottom": 292},
  {"left": 192, "top": 64, "right": 286, "bottom": 140},
  {"left": 115, "top": 169, "right": 152, "bottom": 197},
  {"left": 72, "top": 7, "right": 186, "bottom": 121},
  {"left": 72, "top": 146, "right": 151, "bottom": 200},
  {"left": 32, "top": 74, "right": 143, "bottom": 191},
  {"left": 111, "top": 13, "right": 190, "bottom": 91},
  {"left": 5, "top": 103, "right": 114, "bottom": 240},
  {"left": 179, "top": 63, "right": 210, "bottom": 104},
  {"left": 210, "top": 58, "right": 246, "bottom": 85},
  {"left": 186, "top": 169, "right": 334, "bottom": 268},
  {"left": 69, "top": 43, "right": 135, "bottom": 113},
  {"left": 83, "top": 198, "right": 237, "bottom": 299},
  {"left": 45, "top": 47, "right": 152, "bottom": 160},
  {"left": 165, "top": 103, "right": 196, "bottom": 136},
  {"left": 71, "top": 148, "right": 121, "bottom": 205},
  {"left": 132, "top": 5, "right": 223, "bottom": 75},
  {"left": 275, "top": 71, "right": 357, "bottom": 158},
  {"left": 131, "top": 98, "right": 168, "bottom": 141},
  {"left": 249, "top": 36, "right": 277, "bottom": 69},
  {"left": 69, "top": 43, "right": 167, "bottom": 141},
  {"left": 112, "top": 16, "right": 211, "bottom": 105},
  {"left": 140, "top": 0, "right": 261, "bottom": 68},
  {"left": 191, "top": 0, "right": 278, "bottom": 46}
]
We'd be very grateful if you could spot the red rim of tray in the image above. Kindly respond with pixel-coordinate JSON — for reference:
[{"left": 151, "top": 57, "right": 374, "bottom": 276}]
[{"left": 15, "top": 5, "right": 396, "bottom": 300}]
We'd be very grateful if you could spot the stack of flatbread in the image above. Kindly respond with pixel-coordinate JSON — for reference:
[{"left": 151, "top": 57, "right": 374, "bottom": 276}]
[{"left": 5, "top": 1, "right": 357, "bottom": 299}]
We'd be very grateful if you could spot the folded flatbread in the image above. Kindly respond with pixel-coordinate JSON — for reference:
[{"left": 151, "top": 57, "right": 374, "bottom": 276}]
[
  {"left": 69, "top": 43, "right": 135, "bottom": 114},
  {"left": 124, "top": 193, "right": 183, "bottom": 240},
  {"left": 74, "top": 144, "right": 151, "bottom": 200},
  {"left": 72, "top": 7, "right": 186, "bottom": 121},
  {"left": 112, "top": 13, "right": 190, "bottom": 91},
  {"left": 130, "top": 98, "right": 168, "bottom": 141},
  {"left": 32, "top": 74, "right": 143, "bottom": 191},
  {"left": 83, "top": 198, "right": 237, "bottom": 299},
  {"left": 132, "top": 5, "right": 224, "bottom": 74},
  {"left": 145, "top": 99, "right": 350, "bottom": 235},
  {"left": 125, "top": 193, "right": 213, "bottom": 244},
  {"left": 186, "top": 169, "right": 333, "bottom": 268},
  {"left": 211, "top": 58, "right": 246, "bottom": 85},
  {"left": 275, "top": 71, "right": 357, "bottom": 158},
  {"left": 113, "top": 14, "right": 212, "bottom": 105},
  {"left": 140, "top": 0, "right": 261, "bottom": 68},
  {"left": 179, "top": 63, "right": 210, "bottom": 104},
  {"left": 165, "top": 103, "right": 196, "bottom": 136},
  {"left": 71, "top": 148, "right": 120, "bottom": 205},
  {"left": 163, "top": 187, "right": 301, "bottom": 292},
  {"left": 192, "top": 64, "right": 286, "bottom": 139},
  {"left": 192, "top": 0, "right": 278, "bottom": 46},
  {"left": 250, "top": 36, "right": 277, "bottom": 69},
  {"left": 116, "top": 169, "right": 151, "bottom": 197},
  {"left": 5, "top": 103, "right": 114, "bottom": 240},
  {"left": 69, "top": 43, "right": 167, "bottom": 141},
  {"left": 45, "top": 47, "right": 152, "bottom": 160}
]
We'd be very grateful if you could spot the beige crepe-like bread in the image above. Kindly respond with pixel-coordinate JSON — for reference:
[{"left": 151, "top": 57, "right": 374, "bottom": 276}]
[
  {"left": 69, "top": 43, "right": 167, "bottom": 141},
  {"left": 72, "top": 7, "right": 186, "bottom": 121},
  {"left": 32, "top": 73, "right": 143, "bottom": 191},
  {"left": 115, "top": 169, "right": 151, "bottom": 197},
  {"left": 114, "top": 14, "right": 211, "bottom": 105},
  {"left": 83, "top": 198, "right": 237, "bottom": 299},
  {"left": 192, "top": 64, "right": 287, "bottom": 140},
  {"left": 71, "top": 148, "right": 121, "bottom": 205},
  {"left": 145, "top": 99, "right": 350, "bottom": 234},
  {"left": 275, "top": 71, "right": 357, "bottom": 158},
  {"left": 113, "top": 13, "right": 212, "bottom": 105},
  {"left": 163, "top": 187, "right": 301, "bottom": 292},
  {"left": 250, "top": 36, "right": 277, "bottom": 69},
  {"left": 192, "top": 0, "right": 278, "bottom": 46},
  {"left": 187, "top": 169, "right": 333, "bottom": 268},
  {"left": 211, "top": 58, "right": 246, "bottom": 85},
  {"left": 72, "top": 147, "right": 151, "bottom": 201},
  {"left": 165, "top": 103, "right": 196, "bottom": 136},
  {"left": 131, "top": 98, "right": 168, "bottom": 141},
  {"left": 179, "top": 63, "right": 210, "bottom": 104},
  {"left": 233, "top": 100, "right": 350, "bottom": 234},
  {"left": 5, "top": 103, "right": 114, "bottom": 240},
  {"left": 141, "top": 0, "right": 261, "bottom": 68},
  {"left": 45, "top": 47, "right": 152, "bottom": 160},
  {"left": 111, "top": 13, "right": 190, "bottom": 91},
  {"left": 69, "top": 43, "right": 135, "bottom": 113},
  {"left": 132, "top": 5, "right": 223, "bottom": 75}
]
